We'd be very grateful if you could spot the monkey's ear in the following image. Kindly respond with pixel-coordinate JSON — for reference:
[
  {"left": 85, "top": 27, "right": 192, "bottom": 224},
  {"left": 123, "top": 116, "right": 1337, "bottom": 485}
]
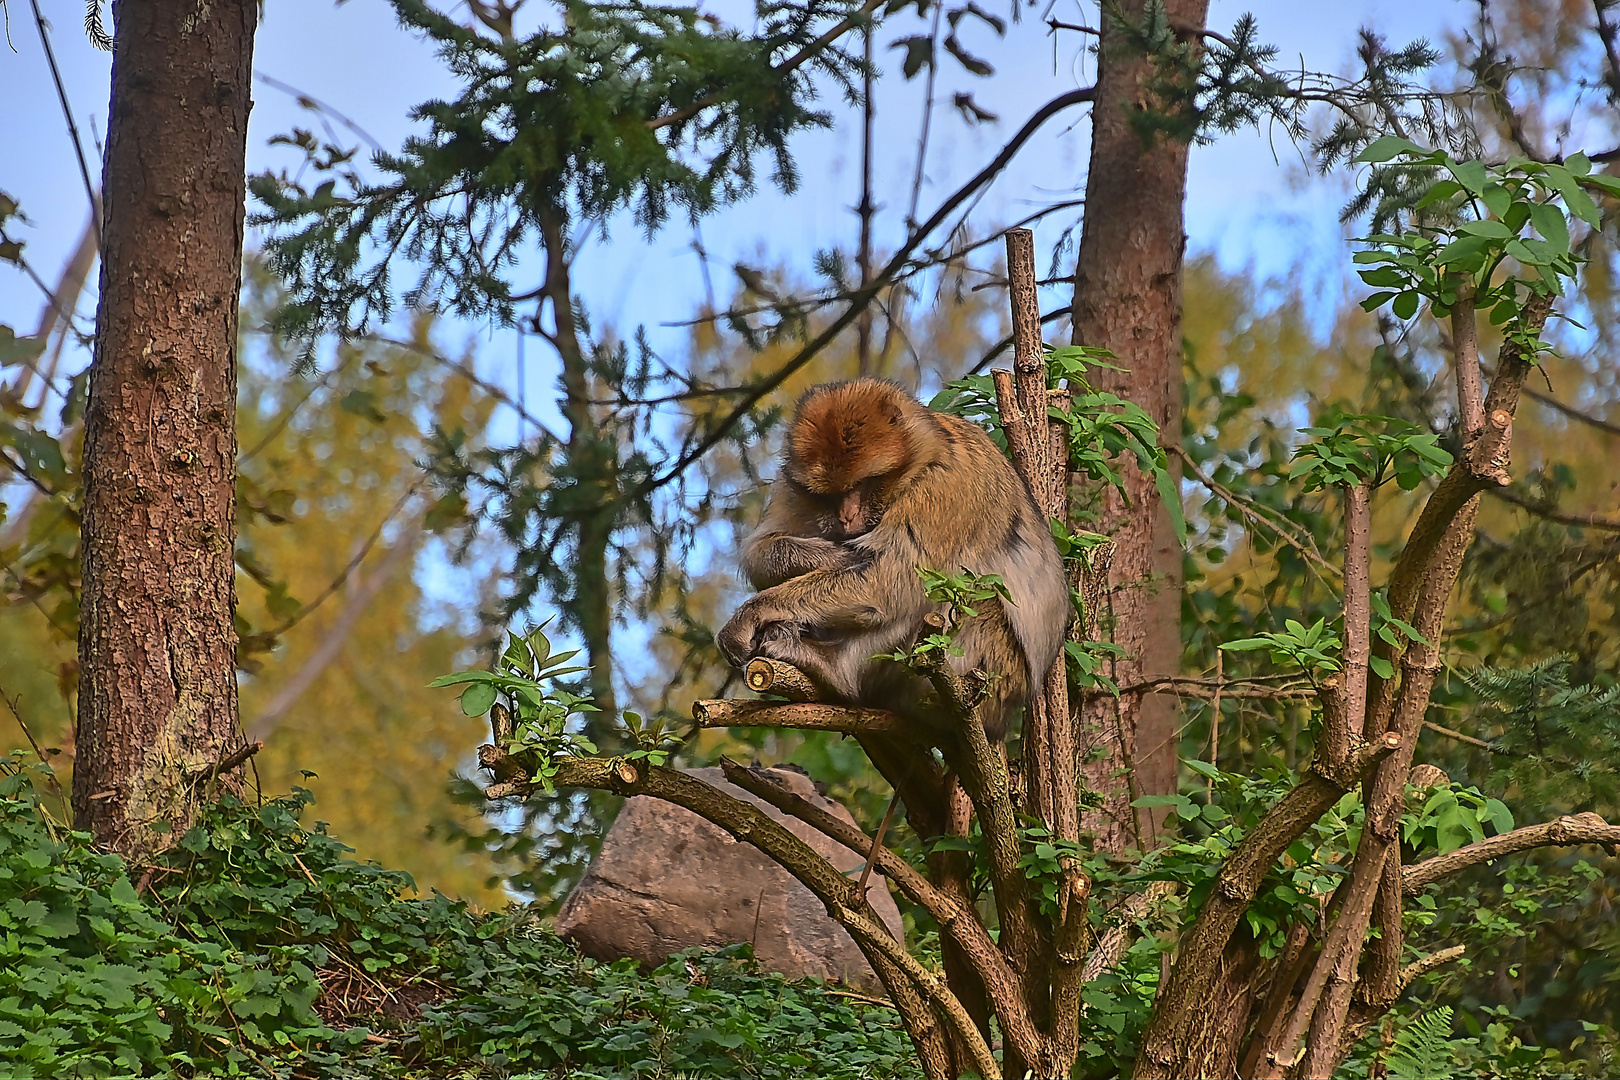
[{"left": 884, "top": 401, "right": 903, "bottom": 425}]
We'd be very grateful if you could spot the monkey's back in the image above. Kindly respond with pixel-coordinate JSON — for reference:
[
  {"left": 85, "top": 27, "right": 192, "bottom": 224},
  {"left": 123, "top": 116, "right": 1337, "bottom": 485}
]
[{"left": 855, "top": 407, "right": 1069, "bottom": 720}]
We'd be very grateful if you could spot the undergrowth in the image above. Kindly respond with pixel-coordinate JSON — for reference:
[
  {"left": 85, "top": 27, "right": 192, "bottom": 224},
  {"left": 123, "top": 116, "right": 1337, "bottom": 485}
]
[{"left": 0, "top": 755, "right": 915, "bottom": 1079}]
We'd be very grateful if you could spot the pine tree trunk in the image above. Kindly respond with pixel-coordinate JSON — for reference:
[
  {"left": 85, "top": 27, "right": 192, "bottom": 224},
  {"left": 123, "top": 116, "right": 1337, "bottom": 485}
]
[
  {"left": 73, "top": 0, "right": 257, "bottom": 854},
  {"left": 1070, "top": 0, "right": 1207, "bottom": 850}
]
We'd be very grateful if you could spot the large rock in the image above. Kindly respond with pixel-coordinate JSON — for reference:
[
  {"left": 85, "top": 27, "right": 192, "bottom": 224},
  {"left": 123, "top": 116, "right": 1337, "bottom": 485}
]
[{"left": 555, "top": 766, "right": 903, "bottom": 989}]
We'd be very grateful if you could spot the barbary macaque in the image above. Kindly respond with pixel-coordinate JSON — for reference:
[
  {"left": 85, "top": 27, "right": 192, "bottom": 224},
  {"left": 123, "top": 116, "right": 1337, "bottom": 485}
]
[{"left": 717, "top": 378, "right": 1068, "bottom": 740}]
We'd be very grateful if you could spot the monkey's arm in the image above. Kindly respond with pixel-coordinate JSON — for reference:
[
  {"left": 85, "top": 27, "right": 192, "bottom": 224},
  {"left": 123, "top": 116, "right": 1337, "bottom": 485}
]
[
  {"left": 739, "top": 486, "right": 861, "bottom": 587},
  {"left": 742, "top": 533, "right": 860, "bottom": 589},
  {"left": 717, "top": 554, "right": 920, "bottom": 668}
]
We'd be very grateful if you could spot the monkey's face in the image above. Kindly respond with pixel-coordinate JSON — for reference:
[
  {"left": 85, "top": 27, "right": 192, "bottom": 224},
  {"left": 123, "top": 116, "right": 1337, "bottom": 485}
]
[
  {"left": 786, "top": 380, "right": 914, "bottom": 541},
  {"left": 792, "top": 476, "right": 888, "bottom": 541}
]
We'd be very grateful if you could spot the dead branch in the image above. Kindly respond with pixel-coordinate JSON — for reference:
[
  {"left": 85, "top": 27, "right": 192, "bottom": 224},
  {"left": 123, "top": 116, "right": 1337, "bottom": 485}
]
[
  {"left": 1404, "top": 812, "right": 1620, "bottom": 893},
  {"left": 182, "top": 741, "right": 264, "bottom": 785},
  {"left": 692, "top": 697, "right": 908, "bottom": 734},
  {"left": 744, "top": 656, "right": 820, "bottom": 700}
]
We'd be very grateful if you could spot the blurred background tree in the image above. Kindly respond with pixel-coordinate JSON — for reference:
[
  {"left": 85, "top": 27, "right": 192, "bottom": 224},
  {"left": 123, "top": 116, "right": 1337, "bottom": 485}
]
[{"left": 4, "top": 0, "right": 1620, "bottom": 1065}]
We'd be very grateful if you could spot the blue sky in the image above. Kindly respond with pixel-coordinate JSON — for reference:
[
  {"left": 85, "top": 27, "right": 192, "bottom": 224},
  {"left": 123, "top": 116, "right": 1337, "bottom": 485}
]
[{"left": 2, "top": 0, "right": 1466, "bottom": 397}]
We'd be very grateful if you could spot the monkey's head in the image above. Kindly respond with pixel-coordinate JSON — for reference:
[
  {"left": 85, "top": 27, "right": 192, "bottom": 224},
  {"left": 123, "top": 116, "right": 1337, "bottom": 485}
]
[{"left": 784, "top": 379, "right": 923, "bottom": 541}]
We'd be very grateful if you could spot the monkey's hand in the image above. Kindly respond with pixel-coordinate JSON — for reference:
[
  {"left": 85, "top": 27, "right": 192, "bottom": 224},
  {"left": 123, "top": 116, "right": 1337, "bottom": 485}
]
[{"left": 717, "top": 599, "right": 770, "bottom": 668}]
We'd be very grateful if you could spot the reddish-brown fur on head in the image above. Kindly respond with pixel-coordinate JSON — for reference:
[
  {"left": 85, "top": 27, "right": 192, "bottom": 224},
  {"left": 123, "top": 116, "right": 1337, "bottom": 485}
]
[{"left": 785, "top": 379, "right": 915, "bottom": 494}]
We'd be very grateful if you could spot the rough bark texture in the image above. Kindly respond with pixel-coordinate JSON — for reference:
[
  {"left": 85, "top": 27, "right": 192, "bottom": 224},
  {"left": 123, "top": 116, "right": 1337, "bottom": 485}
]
[
  {"left": 1070, "top": 0, "right": 1208, "bottom": 849},
  {"left": 74, "top": 0, "right": 257, "bottom": 853}
]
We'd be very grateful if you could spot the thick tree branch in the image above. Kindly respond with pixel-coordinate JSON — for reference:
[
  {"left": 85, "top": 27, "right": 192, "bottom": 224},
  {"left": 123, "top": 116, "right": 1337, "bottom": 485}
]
[
  {"left": 1451, "top": 278, "right": 1484, "bottom": 439},
  {"left": 1136, "top": 734, "right": 1400, "bottom": 1077},
  {"left": 718, "top": 759, "right": 1044, "bottom": 1068},
  {"left": 533, "top": 759, "right": 1000, "bottom": 1079},
  {"left": 1404, "top": 812, "right": 1620, "bottom": 893}
]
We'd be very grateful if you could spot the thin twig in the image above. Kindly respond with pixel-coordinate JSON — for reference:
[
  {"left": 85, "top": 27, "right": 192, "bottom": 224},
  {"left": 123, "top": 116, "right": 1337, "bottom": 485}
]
[
  {"left": 636, "top": 87, "right": 1096, "bottom": 500},
  {"left": 262, "top": 484, "right": 420, "bottom": 639},
  {"left": 29, "top": 0, "right": 101, "bottom": 245},
  {"left": 1170, "top": 445, "right": 1341, "bottom": 578},
  {"left": 0, "top": 679, "right": 70, "bottom": 825}
]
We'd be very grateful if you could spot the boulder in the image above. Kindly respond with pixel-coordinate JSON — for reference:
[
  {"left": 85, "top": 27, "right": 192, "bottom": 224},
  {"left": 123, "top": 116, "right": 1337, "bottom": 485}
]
[{"left": 555, "top": 766, "right": 903, "bottom": 989}]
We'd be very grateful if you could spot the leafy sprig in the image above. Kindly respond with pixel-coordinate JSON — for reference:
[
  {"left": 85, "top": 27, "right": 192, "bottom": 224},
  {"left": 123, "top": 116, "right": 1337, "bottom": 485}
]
[
  {"left": 430, "top": 623, "right": 600, "bottom": 791},
  {"left": 1352, "top": 139, "right": 1602, "bottom": 344}
]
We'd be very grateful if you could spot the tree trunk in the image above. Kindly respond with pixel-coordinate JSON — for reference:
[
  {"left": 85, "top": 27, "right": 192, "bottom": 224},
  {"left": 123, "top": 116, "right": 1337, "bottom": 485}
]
[
  {"left": 73, "top": 0, "right": 257, "bottom": 854},
  {"left": 1070, "top": 0, "right": 1207, "bottom": 850}
]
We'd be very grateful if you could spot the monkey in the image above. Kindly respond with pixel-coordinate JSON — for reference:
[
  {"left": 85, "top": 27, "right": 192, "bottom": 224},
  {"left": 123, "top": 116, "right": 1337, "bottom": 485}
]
[{"left": 717, "top": 378, "right": 1068, "bottom": 742}]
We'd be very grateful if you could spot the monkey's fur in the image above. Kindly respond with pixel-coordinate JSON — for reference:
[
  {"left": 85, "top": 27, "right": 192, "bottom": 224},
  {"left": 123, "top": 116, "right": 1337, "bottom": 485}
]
[{"left": 717, "top": 379, "right": 1068, "bottom": 741}]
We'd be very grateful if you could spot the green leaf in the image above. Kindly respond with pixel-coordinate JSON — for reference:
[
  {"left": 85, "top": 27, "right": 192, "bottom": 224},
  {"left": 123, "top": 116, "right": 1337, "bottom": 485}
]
[
  {"left": 1154, "top": 465, "right": 1187, "bottom": 546},
  {"left": 1218, "top": 638, "right": 1275, "bottom": 652},
  {"left": 1434, "top": 234, "right": 1491, "bottom": 266},
  {"left": 1448, "top": 158, "right": 1489, "bottom": 195},
  {"left": 1357, "top": 135, "right": 1425, "bottom": 163},
  {"left": 460, "top": 681, "right": 498, "bottom": 717},
  {"left": 1458, "top": 218, "right": 1513, "bottom": 239},
  {"left": 1392, "top": 291, "right": 1420, "bottom": 320},
  {"left": 1480, "top": 183, "right": 1512, "bottom": 219},
  {"left": 1413, "top": 179, "right": 1463, "bottom": 209},
  {"left": 428, "top": 671, "right": 500, "bottom": 687},
  {"left": 1548, "top": 164, "right": 1602, "bottom": 225},
  {"left": 1484, "top": 798, "right": 1514, "bottom": 834},
  {"left": 1370, "top": 656, "right": 1394, "bottom": 680}
]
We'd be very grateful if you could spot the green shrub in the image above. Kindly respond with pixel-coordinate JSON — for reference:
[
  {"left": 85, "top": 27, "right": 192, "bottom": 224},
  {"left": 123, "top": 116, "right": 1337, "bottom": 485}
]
[{"left": 0, "top": 755, "right": 915, "bottom": 1078}]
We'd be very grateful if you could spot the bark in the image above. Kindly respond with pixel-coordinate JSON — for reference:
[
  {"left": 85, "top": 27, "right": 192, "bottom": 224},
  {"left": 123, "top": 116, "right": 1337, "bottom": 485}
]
[
  {"left": 73, "top": 0, "right": 257, "bottom": 854},
  {"left": 1070, "top": 0, "right": 1209, "bottom": 849}
]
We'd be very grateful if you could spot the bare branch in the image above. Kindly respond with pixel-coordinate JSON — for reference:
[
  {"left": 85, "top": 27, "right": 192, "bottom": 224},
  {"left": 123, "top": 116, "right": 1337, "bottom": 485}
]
[
  {"left": 1524, "top": 384, "right": 1620, "bottom": 439},
  {"left": 1487, "top": 485, "right": 1620, "bottom": 531},
  {"left": 717, "top": 759, "right": 1044, "bottom": 1069},
  {"left": 635, "top": 87, "right": 1096, "bottom": 500},
  {"left": 537, "top": 759, "right": 1003, "bottom": 1078},
  {"left": 1170, "top": 445, "right": 1341, "bottom": 578},
  {"left": 691, "top": 697, "right": 908, "bottom": 735},
  {"left": 29, "top": 0, "right": 102, "bottom": 246}
]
